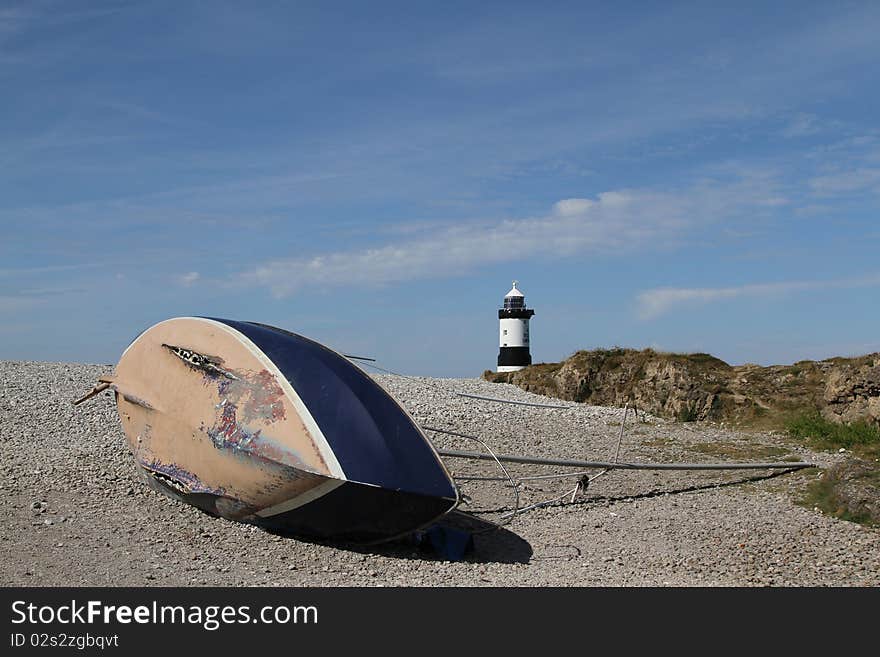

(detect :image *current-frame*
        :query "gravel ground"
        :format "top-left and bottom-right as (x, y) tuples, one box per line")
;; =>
(1, 360), (877, 587)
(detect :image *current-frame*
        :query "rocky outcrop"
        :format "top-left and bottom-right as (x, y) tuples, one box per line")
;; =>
(484, 349), (880, 427)
(822, 358), (880, 427)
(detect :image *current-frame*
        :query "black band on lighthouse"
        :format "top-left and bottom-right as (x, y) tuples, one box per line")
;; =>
(498, 346), (532, 367)
(498, 308), (535, 319)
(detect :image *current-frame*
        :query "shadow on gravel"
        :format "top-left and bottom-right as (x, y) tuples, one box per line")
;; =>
(542, 466), (818, 511)
(264, 511), (534, 564)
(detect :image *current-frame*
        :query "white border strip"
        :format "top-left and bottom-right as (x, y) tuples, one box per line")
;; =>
(255, 478), (344, 518)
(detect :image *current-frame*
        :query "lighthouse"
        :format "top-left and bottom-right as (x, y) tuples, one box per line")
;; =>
(497, 280), (535, 372)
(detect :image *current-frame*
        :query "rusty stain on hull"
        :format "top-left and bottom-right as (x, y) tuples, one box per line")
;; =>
(209, 400), (257, 450)
(172, 344), (309, 469)
(119, 391), (156, 410)
(140, 459), (227, 496)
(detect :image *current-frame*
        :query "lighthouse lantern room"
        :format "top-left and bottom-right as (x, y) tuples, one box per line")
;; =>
(497, 280), (535, 372)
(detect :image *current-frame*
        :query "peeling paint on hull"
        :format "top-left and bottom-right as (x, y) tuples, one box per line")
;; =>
(104, 317), (458, 543)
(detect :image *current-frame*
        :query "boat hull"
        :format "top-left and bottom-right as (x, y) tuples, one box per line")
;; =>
(110, 316), (458, 544)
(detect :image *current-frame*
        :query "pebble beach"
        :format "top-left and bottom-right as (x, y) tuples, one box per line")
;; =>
(1, 360), (877, 587)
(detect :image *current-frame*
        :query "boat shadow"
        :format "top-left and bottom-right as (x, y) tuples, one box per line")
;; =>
(543, 466), (814, 509)
(263, 511), (533, 564)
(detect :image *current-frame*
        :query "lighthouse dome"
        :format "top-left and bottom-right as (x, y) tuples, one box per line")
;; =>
(503, 280), (526, 310)
(505, 281), (524, 298)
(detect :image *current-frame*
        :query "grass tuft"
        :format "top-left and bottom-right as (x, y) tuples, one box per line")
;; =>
(787, 412), (880, 528)
(689, 442), (792, 460)
(785, 411), (880, 454)
(677, 402), (700, 423)
(799, 465), (880, 528)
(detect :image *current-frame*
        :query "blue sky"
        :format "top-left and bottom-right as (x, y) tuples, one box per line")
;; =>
(2, 1), (879, 376)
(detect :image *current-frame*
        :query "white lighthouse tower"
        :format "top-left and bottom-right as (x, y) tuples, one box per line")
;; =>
(497, 280), (535, 372)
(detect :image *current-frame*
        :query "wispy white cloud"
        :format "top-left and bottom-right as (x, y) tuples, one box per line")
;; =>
(0, 263), (104, 277)
(0, 296), (41, 313)
(809, 167), (880, 195)
(233, 178), (785, 298)
(0, 6), (34, 40)
(0, 286), (84, 312)
(235, 191), (679, 296)
(780, 113), (821, 138)
(637, 274), (880, 319)
(177, 271), (200, 287)
(95, 99), (189, 128)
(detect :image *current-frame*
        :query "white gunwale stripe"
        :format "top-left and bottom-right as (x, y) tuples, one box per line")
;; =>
(255, 478), (344, 518)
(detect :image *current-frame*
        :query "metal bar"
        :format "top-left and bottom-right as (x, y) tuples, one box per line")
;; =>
(455, 393), (570, 409)
(72, 381), (112, 406)
(343, 354), (377, 362)
(455, 470), (594, 482)
(501, 488), (578, 519)
(613, 403), (628, 463)
(434, 448), (814, 471)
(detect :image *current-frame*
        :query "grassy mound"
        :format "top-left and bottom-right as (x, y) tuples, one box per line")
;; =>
(785, 412), (880, 527)
(785, 412), (880, 456)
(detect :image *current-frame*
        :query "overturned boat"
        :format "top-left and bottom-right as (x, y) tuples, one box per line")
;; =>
(75, 317), (459, 544)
